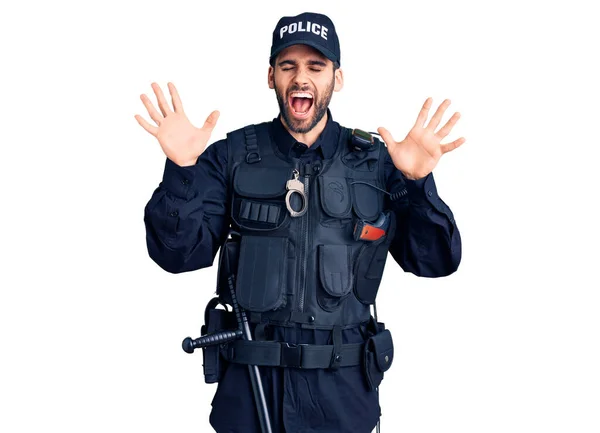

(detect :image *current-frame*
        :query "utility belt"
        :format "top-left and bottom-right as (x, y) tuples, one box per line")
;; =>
(199, 297), (394, 392)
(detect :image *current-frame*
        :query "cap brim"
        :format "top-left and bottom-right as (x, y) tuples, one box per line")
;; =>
(270, 40), (338, 65)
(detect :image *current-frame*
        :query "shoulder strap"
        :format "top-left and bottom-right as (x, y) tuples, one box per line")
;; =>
(227, 122), (274, 165)
(243, 125), (261, 164)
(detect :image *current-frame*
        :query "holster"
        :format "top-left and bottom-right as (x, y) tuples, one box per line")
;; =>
(202, 235), (241, 383)
(201, 298), (237, 383)
(363, 320), (394, 391)
(216, 234), (240, 307)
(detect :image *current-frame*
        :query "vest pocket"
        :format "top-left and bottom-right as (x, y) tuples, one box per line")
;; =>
(235, 236), (288, 312)
(350, 180), (384, 221)
(318, 176), (352, 218)
(232, 165), (291, 231)
(317, 244), (353, 311)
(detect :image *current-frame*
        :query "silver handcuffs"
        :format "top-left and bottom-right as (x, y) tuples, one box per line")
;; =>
(285, 169), (308, 217)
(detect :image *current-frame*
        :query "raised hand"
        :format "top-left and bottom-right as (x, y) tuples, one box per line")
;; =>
(135, 82), (220, 167)
(377, 97), (465, 180)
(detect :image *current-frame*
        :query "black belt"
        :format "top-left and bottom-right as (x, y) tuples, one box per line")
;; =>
(223, 340), (364, 369)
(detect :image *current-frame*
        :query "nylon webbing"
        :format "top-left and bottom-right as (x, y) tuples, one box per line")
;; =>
(244, 125), (261, 164)
(224, 340), (363, 369)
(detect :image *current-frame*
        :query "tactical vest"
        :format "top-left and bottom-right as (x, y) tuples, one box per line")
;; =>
(218, 121), (398, 329)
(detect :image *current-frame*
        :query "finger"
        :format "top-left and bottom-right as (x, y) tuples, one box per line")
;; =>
(436, 112), (461, 139)
(377, 127), (396, 150)
(202, 110), (220, 132)
(427, 99), (451, 131)
(134, 114), (158, 136)
(414, 97), (433, 128)
(441, 137), (466, 154)
(168, 82), (184, 113)
(152, 82), (173, 117)
(140, 93), (163, 125)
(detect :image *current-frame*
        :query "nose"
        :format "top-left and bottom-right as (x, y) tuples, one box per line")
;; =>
(292, 66), (310, 87)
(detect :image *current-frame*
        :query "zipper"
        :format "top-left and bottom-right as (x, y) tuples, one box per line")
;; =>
(296, 161), (312, 313)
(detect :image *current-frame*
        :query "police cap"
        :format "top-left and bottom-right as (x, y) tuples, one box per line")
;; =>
(270, 12), (341, 66)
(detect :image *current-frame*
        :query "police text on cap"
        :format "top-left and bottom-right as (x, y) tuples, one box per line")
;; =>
(280, 21), (328, 40)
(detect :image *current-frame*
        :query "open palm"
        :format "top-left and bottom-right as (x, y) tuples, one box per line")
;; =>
(378, 98), (465, 180)
(135, 82), (219, 167)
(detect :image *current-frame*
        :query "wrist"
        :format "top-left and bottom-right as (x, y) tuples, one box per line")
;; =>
(400, 170), (426, 181)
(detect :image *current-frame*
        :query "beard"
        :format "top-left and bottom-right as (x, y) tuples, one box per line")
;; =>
(275, 76), (335, 134)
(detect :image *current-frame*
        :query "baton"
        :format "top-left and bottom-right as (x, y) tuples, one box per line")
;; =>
(181, 256), (273, 433)
(227, 274), (273, 433)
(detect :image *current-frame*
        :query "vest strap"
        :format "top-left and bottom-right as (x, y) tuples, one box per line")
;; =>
(244, 125), (261, 164)
(329, 326), (343, 370)
(223, 340), (363, 369)
(248, 310), (316, 325)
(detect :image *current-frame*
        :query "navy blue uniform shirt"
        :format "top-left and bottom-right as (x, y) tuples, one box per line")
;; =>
(144, 111), (461, 432)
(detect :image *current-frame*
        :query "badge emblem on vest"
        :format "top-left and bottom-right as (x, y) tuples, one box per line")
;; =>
(328, 181), (345, 202)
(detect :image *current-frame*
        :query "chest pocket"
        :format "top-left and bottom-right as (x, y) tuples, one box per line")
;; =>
(318, 175), (385, 226)
(318, 176), (353, 223)
(350, 179), (385, 222)
(231, 164), (291, 231)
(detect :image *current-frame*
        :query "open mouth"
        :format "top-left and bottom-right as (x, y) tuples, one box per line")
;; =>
(288, 92), (314, 119)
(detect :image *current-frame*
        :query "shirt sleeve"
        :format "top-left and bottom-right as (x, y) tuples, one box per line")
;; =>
(384, 151), (462, 277)
(143, 139), (230, 273)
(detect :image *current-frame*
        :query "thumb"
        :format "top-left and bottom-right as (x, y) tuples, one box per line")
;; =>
(377, 127), (396, 151)
(202, 110), (220, 131)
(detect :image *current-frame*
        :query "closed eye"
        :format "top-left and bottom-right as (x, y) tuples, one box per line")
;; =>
(278, 59), (327, 73)
(281, 67), (323, 72)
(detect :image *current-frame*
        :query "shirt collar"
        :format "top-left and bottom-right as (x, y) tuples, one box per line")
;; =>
(271, 109), (339, 159)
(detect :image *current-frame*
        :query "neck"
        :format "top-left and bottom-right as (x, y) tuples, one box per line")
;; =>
(280, 111), (328, 146)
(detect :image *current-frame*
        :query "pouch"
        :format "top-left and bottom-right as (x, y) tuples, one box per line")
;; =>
(235, 236), (288, 312)
(231, 165), (291, 231)
(317, 244), (353, 311)
(363, 328), (394, 391)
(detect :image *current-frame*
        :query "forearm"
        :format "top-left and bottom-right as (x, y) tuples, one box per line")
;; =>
(387, 171), (461, 277)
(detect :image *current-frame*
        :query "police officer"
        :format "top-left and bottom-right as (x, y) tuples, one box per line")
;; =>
(137, 12), (464, 433)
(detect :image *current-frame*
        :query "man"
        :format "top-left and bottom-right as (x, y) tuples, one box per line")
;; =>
(137, 11), (464, 433)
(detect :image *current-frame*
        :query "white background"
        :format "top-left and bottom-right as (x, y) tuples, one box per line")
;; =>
(1, 0), (599, 432)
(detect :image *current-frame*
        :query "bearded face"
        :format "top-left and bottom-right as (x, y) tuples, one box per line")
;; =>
(269, 44), (342, 134)
(274, 72), (335, 133)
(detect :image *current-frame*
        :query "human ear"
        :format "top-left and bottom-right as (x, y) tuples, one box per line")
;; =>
(334, 68), (344, 92)
(268, 66), (275, 89)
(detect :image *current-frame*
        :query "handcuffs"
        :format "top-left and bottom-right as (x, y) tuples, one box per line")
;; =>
(285, 169), (308, 217)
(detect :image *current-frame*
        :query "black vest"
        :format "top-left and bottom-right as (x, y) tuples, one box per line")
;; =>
(220, 122), (397, 329)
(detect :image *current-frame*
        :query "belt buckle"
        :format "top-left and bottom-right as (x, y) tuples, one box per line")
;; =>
(281, 343), (306, 368)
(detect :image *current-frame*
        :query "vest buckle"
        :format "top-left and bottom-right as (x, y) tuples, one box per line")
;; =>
(245, 151), (261, 164)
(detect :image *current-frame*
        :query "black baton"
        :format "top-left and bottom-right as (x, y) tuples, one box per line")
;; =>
(182, 236), (273, 433)
(227, 274), (273, 433)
